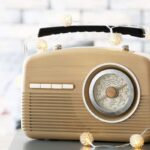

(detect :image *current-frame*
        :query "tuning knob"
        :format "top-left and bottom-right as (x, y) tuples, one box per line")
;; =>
(53, 44), (62, 50)
(122, 45), (129, 52)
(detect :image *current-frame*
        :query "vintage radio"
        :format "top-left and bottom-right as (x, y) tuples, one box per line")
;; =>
(22, 26), (150, 142)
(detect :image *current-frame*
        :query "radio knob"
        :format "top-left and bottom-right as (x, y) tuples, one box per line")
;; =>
(122, 45), (129, 52)
(53, 44), (62, 50)
(106, 86), (118, 98)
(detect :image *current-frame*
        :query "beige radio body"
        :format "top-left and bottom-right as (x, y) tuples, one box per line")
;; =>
(22, 47), (150, 142)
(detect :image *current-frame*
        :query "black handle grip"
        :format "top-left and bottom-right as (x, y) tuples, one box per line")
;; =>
(38, 25), (145, 38)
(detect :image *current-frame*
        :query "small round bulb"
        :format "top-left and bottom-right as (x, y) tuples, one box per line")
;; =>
(145, 28), (150, 40)
(37, 39), (48, 52)
(109, 33), (122, 45)
(130, 134), (144, 149)
(80, 146), (91, 150)
(80, 132), (94, 146)
(63, 15), (72, 27)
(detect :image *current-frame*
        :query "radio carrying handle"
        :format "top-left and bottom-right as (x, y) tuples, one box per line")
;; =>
(38, 25), (145, 38)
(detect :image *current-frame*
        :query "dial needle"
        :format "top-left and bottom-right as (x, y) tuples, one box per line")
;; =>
(118, 84), (127, 90)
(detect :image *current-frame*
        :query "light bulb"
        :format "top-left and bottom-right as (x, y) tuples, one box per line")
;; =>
(130, 134), (144, 149)
(109, 33), (122, 45)
(37, 39), (48, 52)
(80, 146), (91, 150)
(63, 15), (72, 27)
(144, 28), (150, 40)
(80, 132), (94, 146)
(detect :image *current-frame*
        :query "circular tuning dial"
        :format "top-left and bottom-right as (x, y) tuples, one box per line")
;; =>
(89, 69), (134, 116)
(83, 63), (140, 123)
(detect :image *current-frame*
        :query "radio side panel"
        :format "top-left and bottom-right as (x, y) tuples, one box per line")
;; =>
(22, 48), (150, 142)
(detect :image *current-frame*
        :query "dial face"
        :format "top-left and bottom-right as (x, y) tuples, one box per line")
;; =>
(89, 69), (134, 116)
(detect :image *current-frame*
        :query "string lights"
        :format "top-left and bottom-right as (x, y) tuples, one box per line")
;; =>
(23, 36), (49, 55)
(106, 26), (123, 45)
(25, 15), (150, 55)
(130, 134), (144, 149)
(80, 128), (150, 149)
(109, 32), (122, 45)
(37, 38), (48, 52)
(144, 27), (150, 40)
(80, 132), (94, 147)
(62, 15), (72, 27)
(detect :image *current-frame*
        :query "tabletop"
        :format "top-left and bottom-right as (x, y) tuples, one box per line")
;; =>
(9, 130), (150, 150)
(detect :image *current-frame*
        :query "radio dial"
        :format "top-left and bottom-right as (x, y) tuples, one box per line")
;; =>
(83, 63), (140, 123)
(89, 69), (134, 116)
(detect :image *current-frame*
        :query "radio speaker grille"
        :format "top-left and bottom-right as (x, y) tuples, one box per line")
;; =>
(22, 92), (150, 134)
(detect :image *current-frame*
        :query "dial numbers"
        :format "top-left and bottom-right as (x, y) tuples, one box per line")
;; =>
(89, 69), (134, 116)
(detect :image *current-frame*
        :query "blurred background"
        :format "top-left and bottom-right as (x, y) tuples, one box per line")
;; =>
(0, 0), (150, 149)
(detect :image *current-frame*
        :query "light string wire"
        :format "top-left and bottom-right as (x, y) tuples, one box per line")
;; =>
(23, 35), (39, 56)
(89, 128), (150, 149)
(106, 25), (117, 34)
(106, 25), (149, 38)
(23, 38), (28, 56)
(140, 128), (150, 136)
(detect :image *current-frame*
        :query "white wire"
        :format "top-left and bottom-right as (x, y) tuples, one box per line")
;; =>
(23, 38), (28, 56)
(23, 35), (39, 56)
(91, 142), (130, 149)
(106, 25), (145, 37)
(141, 128), (150, 136)
(90, 127), (150, 149)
